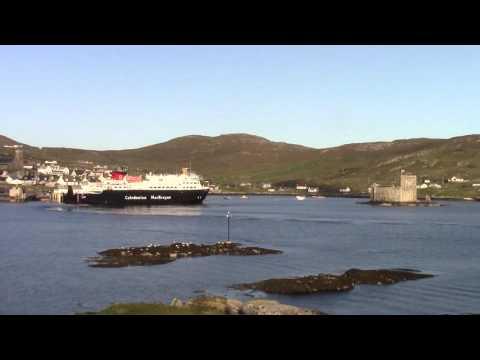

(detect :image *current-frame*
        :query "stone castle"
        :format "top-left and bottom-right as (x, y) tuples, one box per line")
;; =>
(11, 148), (24, 170)
(370, 170), (417, 203)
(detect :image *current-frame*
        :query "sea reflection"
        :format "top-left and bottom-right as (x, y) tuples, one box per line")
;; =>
(54, 204), (205, 217)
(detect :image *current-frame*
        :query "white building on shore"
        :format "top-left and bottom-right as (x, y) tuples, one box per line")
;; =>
(449, 176), (467, 183)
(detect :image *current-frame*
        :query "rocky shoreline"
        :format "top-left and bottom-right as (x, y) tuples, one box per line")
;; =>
(87, 241), (283, 268)
(232, 268), (434, 295)
(81, 295), (323, 315)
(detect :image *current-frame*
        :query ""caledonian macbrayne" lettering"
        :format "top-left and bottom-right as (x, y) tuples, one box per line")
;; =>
(124, 195), (172, 200)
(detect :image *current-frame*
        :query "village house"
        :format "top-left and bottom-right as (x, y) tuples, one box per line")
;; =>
(6, 176), (24, 185)
(37, 165), (52, 175)
(38, 163), (70, 177)
(296, 184), (307, 190)
(339, 186), (351, 193)
(53, 166), (70, 176)
(307, 187), (319, 193)
(449, 176), (467, 183)
(209, 184), (220, 192)
(261, 183), (271, 189)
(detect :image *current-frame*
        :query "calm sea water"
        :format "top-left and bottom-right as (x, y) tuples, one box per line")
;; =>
(1, 196), (479, 315)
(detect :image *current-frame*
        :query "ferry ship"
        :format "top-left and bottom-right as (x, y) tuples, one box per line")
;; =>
(63, 168), (209, 206)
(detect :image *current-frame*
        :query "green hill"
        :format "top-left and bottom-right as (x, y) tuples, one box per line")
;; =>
(0, 134), (22, 147)
(3, 133), (480, 193)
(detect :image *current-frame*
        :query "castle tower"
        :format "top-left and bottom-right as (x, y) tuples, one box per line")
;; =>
(12, 148), (24, 170)
(7, 147), (25, 177)
(399, 169), (417, 202)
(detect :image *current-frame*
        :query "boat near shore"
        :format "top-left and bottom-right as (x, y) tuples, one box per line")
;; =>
(62, 167), (209, 206)
(296, 195), (306, 201)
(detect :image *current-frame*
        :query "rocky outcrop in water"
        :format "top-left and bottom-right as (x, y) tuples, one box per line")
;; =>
(83, 295), (324, 315)
(180, 295), (322, 315)
(239, 299), (322, 315)
(87, 241), (282, 268)
(232, 268), (434, 295)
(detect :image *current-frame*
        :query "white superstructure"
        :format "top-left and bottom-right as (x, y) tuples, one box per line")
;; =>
(71, 167), (208, 194)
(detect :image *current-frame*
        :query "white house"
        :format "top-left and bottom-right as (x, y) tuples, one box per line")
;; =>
(267, 188), (276, 192)
(296, 185), (307, 190)
(339, 186), (351, 193)
(209, 185), (220, 192)
(56, 176), (66, 185)
(449, 176), (466, 183)
(262, 183), (272, 189)
(53, 166), (70, 176)
(6, 176), (24, 185)
(38, 165), (52, 175)
(429, 183), (442, 189)
(417, 183), (429, 189)
(307, 187), (319, 193)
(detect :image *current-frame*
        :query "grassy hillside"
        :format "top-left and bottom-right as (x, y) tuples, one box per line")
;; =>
(3, 132), (480, 193)
(0, 135), (22, 147)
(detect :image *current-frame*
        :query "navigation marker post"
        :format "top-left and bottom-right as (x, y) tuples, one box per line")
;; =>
(226, 210), (231, 243)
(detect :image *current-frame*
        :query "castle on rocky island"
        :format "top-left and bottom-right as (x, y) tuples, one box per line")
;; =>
(370, 170), (417, 203)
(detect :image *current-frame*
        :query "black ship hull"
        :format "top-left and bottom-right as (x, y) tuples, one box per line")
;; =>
(64, 188), (209, 206)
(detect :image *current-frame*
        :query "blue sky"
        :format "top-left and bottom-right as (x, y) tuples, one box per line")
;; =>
(1, 45), (479, 150)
